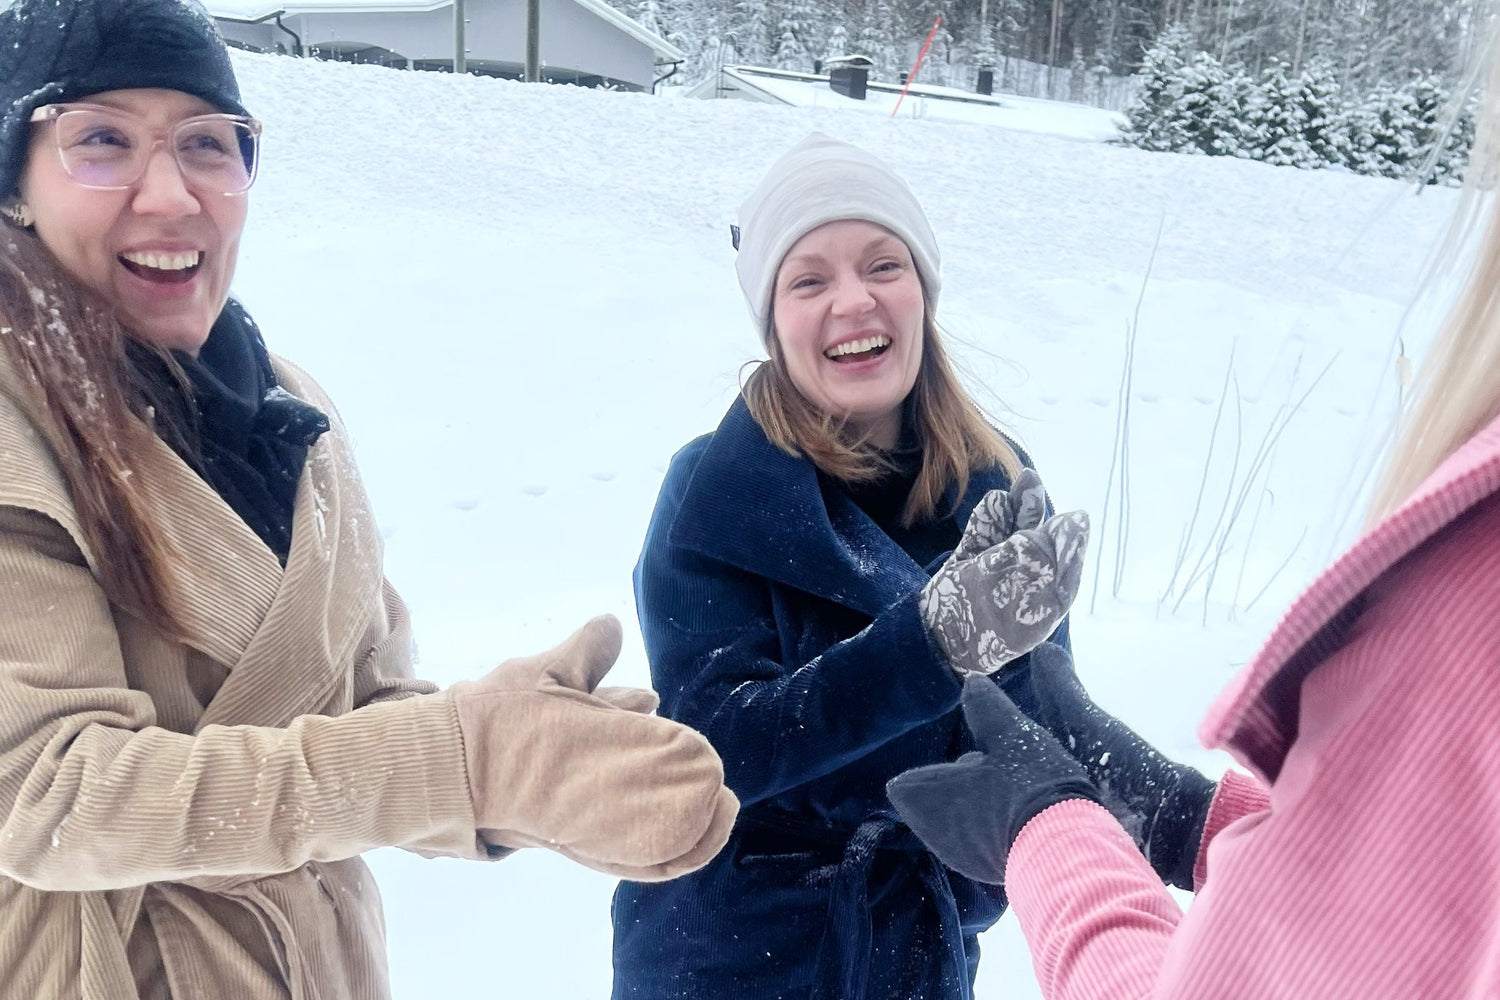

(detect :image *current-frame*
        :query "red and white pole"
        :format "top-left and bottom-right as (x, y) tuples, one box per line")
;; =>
(891, 16), (942, 119)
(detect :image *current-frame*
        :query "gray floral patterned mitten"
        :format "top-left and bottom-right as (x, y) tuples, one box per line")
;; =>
(948, 468), (1050, 564)
(921, 509), (1090, 677)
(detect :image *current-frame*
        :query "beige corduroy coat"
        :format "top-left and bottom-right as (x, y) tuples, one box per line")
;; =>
(0, 348), (483, 1000)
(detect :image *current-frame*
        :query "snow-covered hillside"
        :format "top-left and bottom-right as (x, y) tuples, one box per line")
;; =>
(225, 50), (1459, 998)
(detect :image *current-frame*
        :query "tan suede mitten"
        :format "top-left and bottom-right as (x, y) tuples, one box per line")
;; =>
(450, 615), (737, 880)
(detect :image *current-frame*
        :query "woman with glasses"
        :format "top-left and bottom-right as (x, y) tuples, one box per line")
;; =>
(0, 0), (735, 995)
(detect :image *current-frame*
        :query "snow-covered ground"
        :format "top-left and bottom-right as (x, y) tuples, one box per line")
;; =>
(226, 49), (1461, 997)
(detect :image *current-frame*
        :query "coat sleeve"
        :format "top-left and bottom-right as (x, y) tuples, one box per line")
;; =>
(1004, 612), (1500, 998)
(0, 505), (480, 893)
(999, 771), (1271, 1000)
(1192, 769), (1269, 889)
(636, 453), (964, 808)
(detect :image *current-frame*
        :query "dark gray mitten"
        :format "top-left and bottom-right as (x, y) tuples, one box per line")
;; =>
(1028, 643), (1216, 891)
(886, 676), (1098, 884)
(921, 510), (1089, 676)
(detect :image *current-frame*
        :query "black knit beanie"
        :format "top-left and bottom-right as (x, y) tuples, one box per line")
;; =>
(0, 0), (248, 199)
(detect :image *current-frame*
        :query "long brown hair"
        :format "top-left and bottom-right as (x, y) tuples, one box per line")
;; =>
(743, 305), (1023, 527)
(0, 222), (187, 636)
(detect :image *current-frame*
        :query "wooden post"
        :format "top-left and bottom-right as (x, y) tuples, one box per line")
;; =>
(454, 0), (466, 74)
(525, 0), (541, 81)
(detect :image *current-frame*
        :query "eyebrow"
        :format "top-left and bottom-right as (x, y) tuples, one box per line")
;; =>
(78, 95), (218, 121)
(782, 236), (907, 271)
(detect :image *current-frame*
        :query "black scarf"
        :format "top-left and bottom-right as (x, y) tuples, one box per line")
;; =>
(127, 301), (330, 565)
(839, 432), (959, 572)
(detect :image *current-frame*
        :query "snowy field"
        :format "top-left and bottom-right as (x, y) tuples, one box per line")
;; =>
(225, 50), (1461, 998)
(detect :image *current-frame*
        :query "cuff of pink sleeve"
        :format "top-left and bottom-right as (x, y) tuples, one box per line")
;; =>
(1193, 769), (1271, 890)
(1007, 797), (1146, 892)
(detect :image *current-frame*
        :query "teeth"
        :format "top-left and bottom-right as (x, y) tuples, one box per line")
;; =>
(121, 250), (202, 271)
(825, 335), (892, 359)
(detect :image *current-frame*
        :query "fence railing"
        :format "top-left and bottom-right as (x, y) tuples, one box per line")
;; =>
(926, 54), (1140, 111)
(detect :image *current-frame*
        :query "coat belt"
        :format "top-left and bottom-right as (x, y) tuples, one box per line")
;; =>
(743, 811), (971, 1000)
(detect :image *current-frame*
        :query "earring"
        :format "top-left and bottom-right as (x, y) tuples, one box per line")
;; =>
(1, 201), (33, 228)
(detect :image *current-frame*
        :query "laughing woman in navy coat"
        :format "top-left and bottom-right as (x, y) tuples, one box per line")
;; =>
(610, 134), (1097, 1000)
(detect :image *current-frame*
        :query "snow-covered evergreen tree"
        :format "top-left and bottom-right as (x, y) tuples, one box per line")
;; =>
(1245, 63), (1316, 167)
(1433, 95), (1477, 185)
(825, 23), (849, 60)
(1122, 25), (1192, 152)
(1342, 80), (1421, 178)
(636, 0), (663, 36)
(994, 0), (1024, 78)
(923, 4), (955, 86)
(730, 0), (771, 66)
(1290, 60), (1347, 167)
(854, 0), (897, 78)
(774, 23), (810, 70)
(1175, 52), (1255, 156)
(1406, 72), (1473, 184)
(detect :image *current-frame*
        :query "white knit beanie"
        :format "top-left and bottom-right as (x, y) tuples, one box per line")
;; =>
(735, 132), (942, 348)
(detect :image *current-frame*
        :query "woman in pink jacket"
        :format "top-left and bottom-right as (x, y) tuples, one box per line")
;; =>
(887, 53), (1500, 1000)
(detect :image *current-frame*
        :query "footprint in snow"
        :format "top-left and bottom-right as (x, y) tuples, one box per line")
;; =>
(521, 484), (549, 497)
(590, 471), (616, 482)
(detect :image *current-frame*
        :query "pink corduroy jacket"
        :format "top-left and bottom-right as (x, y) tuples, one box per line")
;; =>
(1005, 410), (1500, 1000)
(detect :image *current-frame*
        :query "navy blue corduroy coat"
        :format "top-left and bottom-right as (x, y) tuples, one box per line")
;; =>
(611, 398), (1070, 1000)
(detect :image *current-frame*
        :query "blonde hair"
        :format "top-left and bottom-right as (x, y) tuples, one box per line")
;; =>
(1367, 38), (1500, 523)
(743, 308), (1023, 527)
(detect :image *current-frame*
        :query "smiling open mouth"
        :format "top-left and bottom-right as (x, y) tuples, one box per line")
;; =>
(825, 335), (892, 363)
(119, 250), (203, 285)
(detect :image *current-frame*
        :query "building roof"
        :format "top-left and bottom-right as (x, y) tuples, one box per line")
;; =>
(688, 66), (1127, 143)
(207, 0), (684, 61)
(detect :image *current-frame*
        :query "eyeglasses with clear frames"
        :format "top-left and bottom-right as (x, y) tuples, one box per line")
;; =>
(28, 103), (263, 195)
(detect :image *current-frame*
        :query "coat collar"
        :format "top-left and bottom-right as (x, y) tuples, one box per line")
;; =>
(192, 357), (383, 729)
(669, 398), (998, 617)
(1202, 411), (1500, 782)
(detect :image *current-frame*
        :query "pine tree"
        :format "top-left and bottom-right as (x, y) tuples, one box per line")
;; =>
(923, 4), (954, 86)
(994, 0), (1024, 77)
(636, 0), (663, 37)
(1122, 25), (1192, 152)
(1245, 63), (1316, 167)
(1432, 95), (1477, 185)
(1290, 59), (1347, 167)
(1174, 52), (1255, 157)
(1407, 72), (1471, 184)
(730, 0), (771, 65)
(1343, 81), (1420, 178)
(854, 0), (897, 78)
(825, 23), (849, 60)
